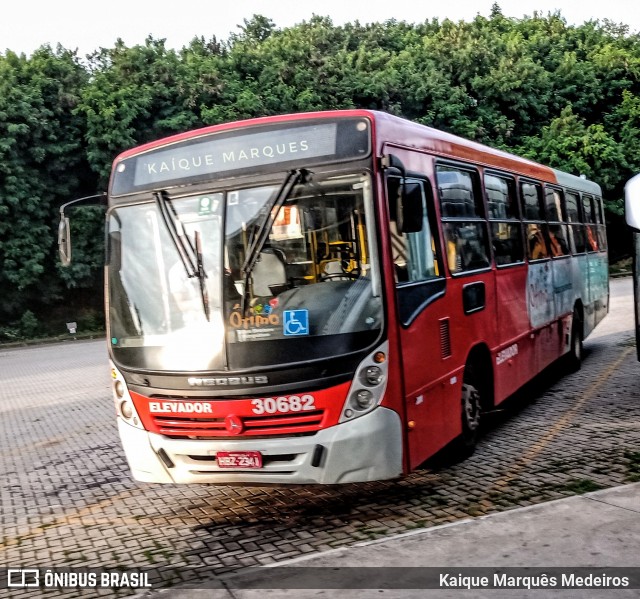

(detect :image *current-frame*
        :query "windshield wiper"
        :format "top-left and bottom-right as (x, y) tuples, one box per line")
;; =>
(240, 168), (309, 314)
(155, 191), (197, 276)
(154, 191), (210, 320)
(194, 230), (210, 321)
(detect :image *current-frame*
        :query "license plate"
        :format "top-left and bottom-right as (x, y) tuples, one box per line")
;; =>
(216, 451), (263, 469)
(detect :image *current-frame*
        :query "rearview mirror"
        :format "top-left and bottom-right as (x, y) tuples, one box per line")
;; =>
(56, 193), (107, 266)
(398, 181), (424, 234)
(58, 216), (72, 266)
(382, 154), (424, 234)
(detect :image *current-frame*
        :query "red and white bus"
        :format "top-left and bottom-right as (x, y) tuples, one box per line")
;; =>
(61, 110), (609, 484)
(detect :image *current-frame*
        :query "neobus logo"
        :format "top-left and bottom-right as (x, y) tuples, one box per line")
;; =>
(187, 375), (269, 387)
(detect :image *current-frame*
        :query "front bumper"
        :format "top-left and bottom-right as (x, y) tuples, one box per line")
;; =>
(118, 406), (403, 484)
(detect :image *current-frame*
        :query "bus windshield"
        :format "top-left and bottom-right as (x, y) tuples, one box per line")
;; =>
(107, 172), (382, 371)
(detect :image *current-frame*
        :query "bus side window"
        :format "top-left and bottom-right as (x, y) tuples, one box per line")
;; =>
(565, 191), (586, 253)
(521, 181), (550, 261)
(594, 197), (607, 250)
(437, 165), (490, 274)
(583, 195), (599, 252)
(486, 173), (523, 266)
(527, 223), (549, 260)
(545, 187), (570, 258)
(388, 177), (441, 284)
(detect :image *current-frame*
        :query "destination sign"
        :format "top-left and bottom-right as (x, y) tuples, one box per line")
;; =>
(134, 124), (335, 186)
(110, 118), (370, 196)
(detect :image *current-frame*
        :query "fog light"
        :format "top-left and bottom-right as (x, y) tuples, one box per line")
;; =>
(120, 400), (133, 419)
(351, 389), (374, 411)
(362, 365), (384, 386)
(114, 380), (125, 398)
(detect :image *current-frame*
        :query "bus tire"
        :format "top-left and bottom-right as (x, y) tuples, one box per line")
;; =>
(458, 362), (483, 456)
(566, 310), (583, 372)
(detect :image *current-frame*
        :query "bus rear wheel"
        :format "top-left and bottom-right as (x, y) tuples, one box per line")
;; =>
(566, 310), (583, 372)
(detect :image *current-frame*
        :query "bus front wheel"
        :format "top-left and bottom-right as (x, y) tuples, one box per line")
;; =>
(459, 365), (482, 454)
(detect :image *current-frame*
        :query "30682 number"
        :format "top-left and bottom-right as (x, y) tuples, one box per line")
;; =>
(251, 395), (316, 415)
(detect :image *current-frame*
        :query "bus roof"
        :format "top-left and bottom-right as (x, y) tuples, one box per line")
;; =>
(113, 109), (601, 196)
(369, 110), (601, 196)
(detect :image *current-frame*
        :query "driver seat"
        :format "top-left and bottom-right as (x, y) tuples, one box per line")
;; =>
(322, 260), (348, 280)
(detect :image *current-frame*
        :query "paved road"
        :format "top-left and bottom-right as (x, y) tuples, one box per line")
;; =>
(0, 278), (638, 596)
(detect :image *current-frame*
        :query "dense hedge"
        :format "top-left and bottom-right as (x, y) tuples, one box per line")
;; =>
(1, 9), (639, 338)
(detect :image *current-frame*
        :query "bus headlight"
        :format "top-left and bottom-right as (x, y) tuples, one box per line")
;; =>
(120, 400), (134, 419)
(351, 389), (374, 411)
(340, 342), (389, 423)
(361, 365), (384, 386)
(110, 360), (144, 430)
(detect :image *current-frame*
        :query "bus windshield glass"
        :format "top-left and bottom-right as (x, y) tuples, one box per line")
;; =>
(107, 172), (382, 371)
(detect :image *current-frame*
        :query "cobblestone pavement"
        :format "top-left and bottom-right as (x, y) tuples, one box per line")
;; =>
(1, 279), (639, 597)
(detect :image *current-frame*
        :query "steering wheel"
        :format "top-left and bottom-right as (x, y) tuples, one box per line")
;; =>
(321, 270), (360, 281)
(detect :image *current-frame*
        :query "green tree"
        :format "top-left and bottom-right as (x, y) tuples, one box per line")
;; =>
(607, 91), (640, 176)
(0, 46), (90, 327)
(79, 37), (199, 186)
(3, 8), (640, 341)
(519, 105), (627, 213)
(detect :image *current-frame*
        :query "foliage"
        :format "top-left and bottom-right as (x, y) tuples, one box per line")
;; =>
(0, 309), (39, 341)
(79, 37), (200, 186)
(0, 45), (92, 323)
(1, 10), (640, 331)
(518, 105), (628, 214)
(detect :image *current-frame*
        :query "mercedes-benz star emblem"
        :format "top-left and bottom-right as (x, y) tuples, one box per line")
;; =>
(224, 414), (244, 435)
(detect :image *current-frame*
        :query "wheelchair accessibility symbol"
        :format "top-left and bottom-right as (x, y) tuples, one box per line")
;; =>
(283, 310), (309, 336)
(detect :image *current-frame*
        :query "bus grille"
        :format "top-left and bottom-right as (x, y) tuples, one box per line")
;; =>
(151, 410), (325, 439)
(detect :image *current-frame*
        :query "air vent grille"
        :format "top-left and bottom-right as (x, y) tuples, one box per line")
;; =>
(439, 318), (452, 359)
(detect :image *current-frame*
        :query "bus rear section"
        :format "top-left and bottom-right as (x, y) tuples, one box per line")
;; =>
(372, 113), (608, 473)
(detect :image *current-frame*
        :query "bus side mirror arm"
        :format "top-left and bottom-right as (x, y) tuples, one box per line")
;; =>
(380, 153), (406, 176)
(57, 193), (107, 267)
